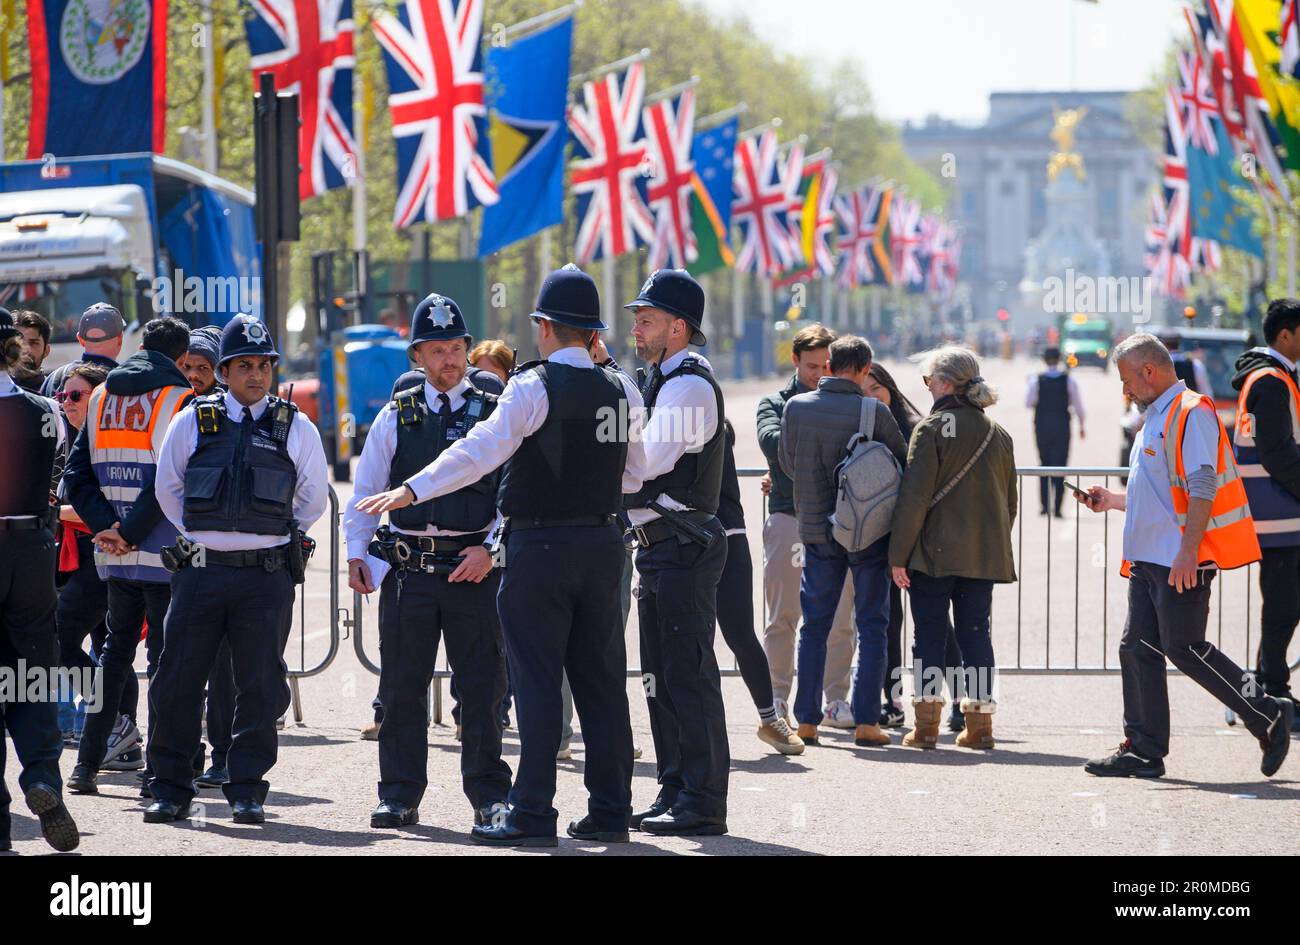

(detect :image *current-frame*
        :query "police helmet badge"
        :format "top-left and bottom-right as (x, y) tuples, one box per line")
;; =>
(640, 272), (656, 296)
(242, 319), (270, 346)
(430, 298), (455, 329)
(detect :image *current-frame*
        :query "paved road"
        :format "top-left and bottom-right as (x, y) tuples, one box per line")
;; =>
(7, 354), (1297, 855)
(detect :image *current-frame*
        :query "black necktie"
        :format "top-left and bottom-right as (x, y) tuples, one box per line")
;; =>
(437, 392), (452, 419)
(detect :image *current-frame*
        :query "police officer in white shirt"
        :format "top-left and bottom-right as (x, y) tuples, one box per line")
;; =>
(622, 269), (731, 837)
(344, 292), (511, 831)
(144, 314), (328, 825)
(357, 265), (650, 847)
(0, 306), (79, 852)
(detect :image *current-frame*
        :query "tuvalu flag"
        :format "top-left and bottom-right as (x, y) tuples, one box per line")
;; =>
(478, 14), (573, 256)
(26, 0), (168, 159)
(685, 117), (737, 276)
(1188, 120), (1264, 257)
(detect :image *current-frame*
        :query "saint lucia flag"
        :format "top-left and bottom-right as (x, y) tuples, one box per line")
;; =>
(26, 0), (168, 158)
(477, 16), (573, 257)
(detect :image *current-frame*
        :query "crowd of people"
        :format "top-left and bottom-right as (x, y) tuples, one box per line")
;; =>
(1, 280), (1299, 853)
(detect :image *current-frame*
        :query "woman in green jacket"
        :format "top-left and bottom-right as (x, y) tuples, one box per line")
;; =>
(888, 347), (1017, 750)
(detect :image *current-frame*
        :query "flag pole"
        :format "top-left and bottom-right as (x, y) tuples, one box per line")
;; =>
(501, 1), (582, 43)
(570, 48), (651, 87)
(696, 102), (748, 131)
(201, 0), (217, 174)
(644, 75), (699, 105)
(740, 118), (782, 139)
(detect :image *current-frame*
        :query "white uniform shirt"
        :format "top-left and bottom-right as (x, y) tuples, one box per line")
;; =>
(405, 345), (650, 507)
(155, 390), (329, 551)
(344, 377), (502, 562)
(1, 369), (64, 520)
(1025, 368), (1087, 425)
(625, 349), (720, 526)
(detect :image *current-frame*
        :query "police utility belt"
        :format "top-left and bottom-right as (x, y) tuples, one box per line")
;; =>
(161, 531), (315, 584)
(627, 502), (718, 549)
(369, 525), (489, 575)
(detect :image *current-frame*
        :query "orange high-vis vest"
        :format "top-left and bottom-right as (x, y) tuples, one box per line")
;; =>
(1120, 388), (1260, 577)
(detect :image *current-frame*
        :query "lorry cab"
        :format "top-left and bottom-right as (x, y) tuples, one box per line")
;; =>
(1062, 315), (1114, 371)
(1166, 326), (1253, 432)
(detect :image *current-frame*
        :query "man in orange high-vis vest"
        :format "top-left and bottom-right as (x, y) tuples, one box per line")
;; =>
(1077, 333), (1292, 780)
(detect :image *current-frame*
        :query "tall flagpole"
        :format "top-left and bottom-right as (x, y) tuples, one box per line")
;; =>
(201, 0), (217, 173)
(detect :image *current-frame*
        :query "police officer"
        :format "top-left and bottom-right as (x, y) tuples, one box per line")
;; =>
(344, 293), (512, 828)
(0, 306), (79, 852)
(1026, 346), (1086, 517)
(623, 268), (731, 836)
(357, 265), (649, 847)
(144, 314), (329, 824)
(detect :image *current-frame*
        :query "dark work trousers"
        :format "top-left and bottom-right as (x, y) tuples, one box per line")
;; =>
(715, 533), (775, 713)
(0, 529), (63, 841)
(907, 572), (996, 703)
(376, 565), (510, 810)
(77, 578), (169, 771)
(1036, 430), (1070, 515)
(882, 582), (965, 706)
(497, 523), (633, 836)
(205, 640), (234, 770)
(635, 520), (730, 820)
(795, 538), (891, 727)
(147, 561), (295, 807)
(1256, 545), (1300, 699)
(1121, 562), (1281, 758)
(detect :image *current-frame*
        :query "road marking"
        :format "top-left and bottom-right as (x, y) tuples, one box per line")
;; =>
(1079, 729), (1106, 735)
(1071, 791), (1099, 797)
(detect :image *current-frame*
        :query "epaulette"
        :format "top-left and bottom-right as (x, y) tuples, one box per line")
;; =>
(510, 359), (545, 378)
(392, 385), (427, 426)
(194, 392), (225, 435)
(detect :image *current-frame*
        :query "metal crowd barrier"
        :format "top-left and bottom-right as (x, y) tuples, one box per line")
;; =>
(347, 466), (1294, 721)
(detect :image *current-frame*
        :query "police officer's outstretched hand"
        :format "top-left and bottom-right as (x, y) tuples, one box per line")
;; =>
(347, 558), (376, 594)
(448, 545), (492, 584)
(357, 485), (415, 515)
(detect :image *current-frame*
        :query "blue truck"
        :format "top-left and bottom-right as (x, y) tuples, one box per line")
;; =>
(0, 153), (260, 353)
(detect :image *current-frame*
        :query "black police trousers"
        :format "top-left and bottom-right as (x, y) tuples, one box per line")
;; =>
(147, 561), (294, 806)
(376, 565), (510, 810)
(635, 519), (730, 820)
(0, 529), (63, 840)
(77, 578), (169, 770)
(497, 524), (634, 836)
(1035, 426), (1070, 515)
(1121, 562), (1282, 758)
(205, 640), (234, 770)
(1256, 545), (1300, 699)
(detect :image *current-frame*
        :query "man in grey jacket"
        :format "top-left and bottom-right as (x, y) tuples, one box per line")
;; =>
(779, 336), (907, 747)
(756, 324), (858, 728)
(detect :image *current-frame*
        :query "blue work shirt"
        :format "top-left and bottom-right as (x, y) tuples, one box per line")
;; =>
(1124, 380), (1220, 568)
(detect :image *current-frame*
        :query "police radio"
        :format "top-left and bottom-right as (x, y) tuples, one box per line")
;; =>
(273, 384), (294, 442)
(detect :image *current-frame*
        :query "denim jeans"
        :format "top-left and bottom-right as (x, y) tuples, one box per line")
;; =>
(907, 572), (996, 703)
(793, 537), (890, 726)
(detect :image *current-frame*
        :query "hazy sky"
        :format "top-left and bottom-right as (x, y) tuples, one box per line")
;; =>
(694, 0), (1186, 124)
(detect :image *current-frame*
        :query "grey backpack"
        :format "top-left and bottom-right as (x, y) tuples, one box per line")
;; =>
(829, 398), (902, 551)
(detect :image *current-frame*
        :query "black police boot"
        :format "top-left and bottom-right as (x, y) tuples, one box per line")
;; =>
(470, 822), (558, 847)
(26, 784), (79, 852)
(0, 836), (9, 852)
(639, 809), (728, 837)
(231, 798), (265, 824)
(630, 797), (672, 830)
(566, 815), (629, 843)
(370, 800), (419, 828)
(1261, 697), (1294, 777)
(66, 763), (98, 795)
(143, 799), (191, 823)
(194, 766), (229, 789)
(1083, 740), (1165, 778)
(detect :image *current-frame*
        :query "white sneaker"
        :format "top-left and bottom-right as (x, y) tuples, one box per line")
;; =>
(102, 715), (141, 765)
(822, 700), (856, 729)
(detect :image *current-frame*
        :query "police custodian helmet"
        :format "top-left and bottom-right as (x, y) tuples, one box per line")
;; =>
(625, 268), (706, 346)
(530, 264), (607, 331)
(0, 306), (17, 340)
(408, 292), (470, 349)
(219, 313), (280, 366)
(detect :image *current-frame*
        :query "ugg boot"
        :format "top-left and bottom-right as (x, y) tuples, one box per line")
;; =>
(854, 724), (892, 747)
(955, 698), (996, 749)
(901, 700), (943, 749)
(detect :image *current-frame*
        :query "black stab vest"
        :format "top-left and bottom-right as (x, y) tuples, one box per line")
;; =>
(0, 390), (57, 517)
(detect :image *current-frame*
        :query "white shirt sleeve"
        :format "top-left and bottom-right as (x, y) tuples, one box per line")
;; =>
(637, 373), (719, 482)
(616, 371), (650, 493)
(405, 369), (546, 503)
(289, 412), (329, 532)
(1067, 375), (1087, 425)
(155, 405), (199, 530)
(1025, 374), (1039, 408)
(344, 405), (397, 561)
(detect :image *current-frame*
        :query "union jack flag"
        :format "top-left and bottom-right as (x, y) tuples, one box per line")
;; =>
(1177, 50), (1219, 152)
(642, 88), (697, 270)
(732, 130), (799, 277)
(890, 195), (925, 291)
(1146, 192), (1192, 299)
(568, 63), (654, 263)
(247, 0), (357, 200)
(1284, 0), (1300, 79)
(373, 0), (497, 228)
(834, 184), (889, 288)
(923, 218), (959, 298)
